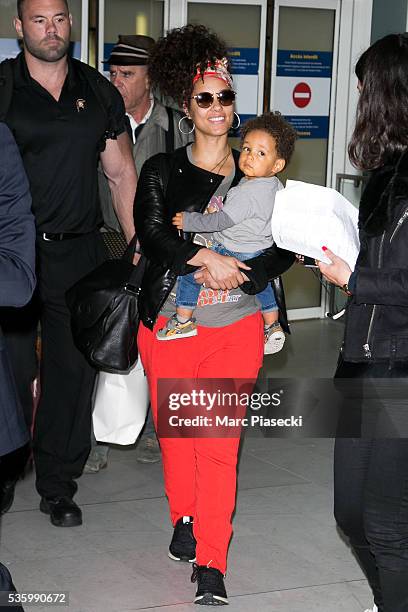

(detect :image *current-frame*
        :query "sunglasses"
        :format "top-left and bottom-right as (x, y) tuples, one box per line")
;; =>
(191, 89), (236, 108)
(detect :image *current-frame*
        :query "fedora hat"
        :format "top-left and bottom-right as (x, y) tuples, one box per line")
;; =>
(104, 34), (155, 66)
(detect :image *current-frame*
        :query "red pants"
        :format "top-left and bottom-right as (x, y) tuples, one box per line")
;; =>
(138, 312), (263, 574)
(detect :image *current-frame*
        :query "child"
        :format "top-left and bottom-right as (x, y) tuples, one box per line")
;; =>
(157, 111), (297, 354)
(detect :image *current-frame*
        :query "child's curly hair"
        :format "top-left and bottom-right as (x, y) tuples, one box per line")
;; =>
(148, 24), (229, 106)
(241, 112), (297, 165)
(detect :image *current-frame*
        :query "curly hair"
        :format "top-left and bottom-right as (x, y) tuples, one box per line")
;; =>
(148, 24), (229, 106)
(348, 33), (408, 170)
(241, 112), (297, 165)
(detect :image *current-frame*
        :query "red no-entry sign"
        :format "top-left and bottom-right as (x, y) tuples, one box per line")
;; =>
(292, 82), (312, 108)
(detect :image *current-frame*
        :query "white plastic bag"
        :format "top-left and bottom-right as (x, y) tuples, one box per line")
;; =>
(93, 359), (149, 445)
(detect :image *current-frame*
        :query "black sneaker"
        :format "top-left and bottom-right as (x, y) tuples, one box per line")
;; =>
(168, 516), (196, 562)
(191, 563), (228, 606)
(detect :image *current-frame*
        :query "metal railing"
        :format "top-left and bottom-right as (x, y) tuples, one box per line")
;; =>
(335, 172), (369, 193)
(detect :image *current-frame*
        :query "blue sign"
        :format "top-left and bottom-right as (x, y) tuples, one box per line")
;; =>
(103, 43), (115, 70)
(228, 48), (259, 75)
(277, 50), (332, 78)
(284, 116), (329, 139)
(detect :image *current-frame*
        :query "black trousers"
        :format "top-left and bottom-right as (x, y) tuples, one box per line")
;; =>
(1, 232), (107, 499)
(1, 302), (39, 431)
(334, 358), (408, 612)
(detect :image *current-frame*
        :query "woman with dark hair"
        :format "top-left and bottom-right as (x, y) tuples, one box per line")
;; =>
(318, 34), (408, 612)
(135, 24), (294, 606)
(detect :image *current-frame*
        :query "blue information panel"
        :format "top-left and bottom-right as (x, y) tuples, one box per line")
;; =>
(103, 43), (115, 70)
(228, 48), (259, 75)
(284, 116), (329, 139)
(277, 50), (332, 78)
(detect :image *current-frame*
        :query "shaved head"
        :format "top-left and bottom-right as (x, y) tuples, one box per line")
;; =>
(15, 0), (72, 63)
(17, 0), (69, 19)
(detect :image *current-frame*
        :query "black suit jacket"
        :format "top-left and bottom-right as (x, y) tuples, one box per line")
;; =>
(0, 122), (36, 457)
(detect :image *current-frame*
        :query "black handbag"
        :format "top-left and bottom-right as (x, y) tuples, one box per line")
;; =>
(65, 236), (146, 373)
(100, 227), (128, 260)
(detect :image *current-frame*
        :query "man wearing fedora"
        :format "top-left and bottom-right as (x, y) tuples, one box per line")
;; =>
(89, 34), (192, 471)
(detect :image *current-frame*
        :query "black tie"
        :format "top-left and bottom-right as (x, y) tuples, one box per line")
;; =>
(134, 123), (145, 141)
(125, 116), (132, 140)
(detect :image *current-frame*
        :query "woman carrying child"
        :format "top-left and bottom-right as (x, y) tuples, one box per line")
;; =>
(159, 111), (296, 356)
(135, 24), (295, 605)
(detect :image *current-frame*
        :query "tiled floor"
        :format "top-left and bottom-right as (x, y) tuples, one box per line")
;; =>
(0, 319), (373, 611)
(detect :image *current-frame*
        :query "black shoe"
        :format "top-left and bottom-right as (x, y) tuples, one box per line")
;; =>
(0, 480), (17, 514)
(191, 563), (228, 606)
(40, 496), (82, 527)
(168, 516), (196, 562)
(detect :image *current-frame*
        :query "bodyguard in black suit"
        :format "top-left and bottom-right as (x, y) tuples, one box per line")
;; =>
(0, 123), (35, 610)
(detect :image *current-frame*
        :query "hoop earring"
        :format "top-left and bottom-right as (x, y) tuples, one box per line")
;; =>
(178, 116), (195, 135)
(232, 112), (241, 130)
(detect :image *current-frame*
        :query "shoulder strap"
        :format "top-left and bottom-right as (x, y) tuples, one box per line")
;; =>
(0, 59), (14, 122)
(73, 59), (120, 138)
(165, 106), (175, 154)
(73, 59), (123, 154)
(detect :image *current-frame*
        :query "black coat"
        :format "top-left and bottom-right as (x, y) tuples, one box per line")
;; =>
(134, 146), (295, 331)
(0, 123), (36, 457)
(342, 149), (408, 363)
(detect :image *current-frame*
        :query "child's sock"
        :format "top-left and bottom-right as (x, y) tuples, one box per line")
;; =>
(176, 314), (192, 324)
(264, 320), (281, 331)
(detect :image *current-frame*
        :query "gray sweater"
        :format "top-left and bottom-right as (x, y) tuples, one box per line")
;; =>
(182, 175), (283, 252)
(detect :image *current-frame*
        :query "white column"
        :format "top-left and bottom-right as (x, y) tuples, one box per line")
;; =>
(98, 0), (105, 75)
(168, 0), (188, 30)
(330, 0), (373, 186)
(80, 0), (89, 63)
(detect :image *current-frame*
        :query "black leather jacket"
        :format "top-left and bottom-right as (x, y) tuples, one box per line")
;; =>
(134, 146), (295, 331)
(342, 149), (408, 362)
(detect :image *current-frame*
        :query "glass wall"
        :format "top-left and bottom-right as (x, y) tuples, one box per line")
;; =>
(103, 0), (164, 73)
(275, 7), (335, 186)
(271, 4), (336, 313)
(187, 2), (263, 144)
(0, 0), (21, 61)
(371, 0), (407, 43)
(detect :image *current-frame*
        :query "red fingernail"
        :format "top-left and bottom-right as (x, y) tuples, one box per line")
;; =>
(322, 246), (327, 251)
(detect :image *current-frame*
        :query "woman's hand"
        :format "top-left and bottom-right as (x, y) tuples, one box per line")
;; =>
(194, 267), (250, 289)
(172, 212), (184, 230)
(318, 246), (351, 287)
(188, 248), (251, 290)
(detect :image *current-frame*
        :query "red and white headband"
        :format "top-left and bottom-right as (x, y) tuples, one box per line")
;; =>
(192, 57), (233, 88)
